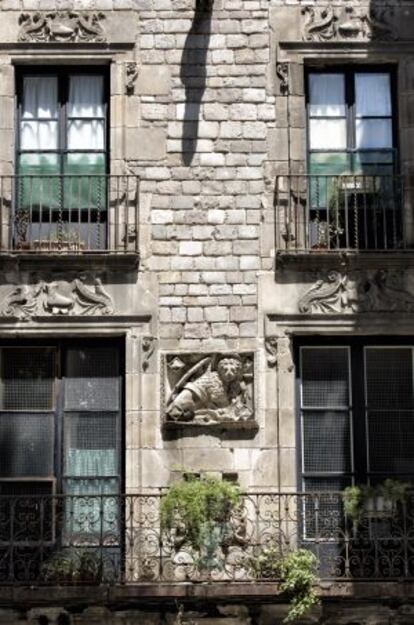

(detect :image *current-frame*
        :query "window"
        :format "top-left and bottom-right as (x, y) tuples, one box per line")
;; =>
(306, 68), (401, 250)
(16, 68), (108, 250)
(307, 68), (396, 176)
(298, 340), (414, 493)
(0, 341), (122, 547)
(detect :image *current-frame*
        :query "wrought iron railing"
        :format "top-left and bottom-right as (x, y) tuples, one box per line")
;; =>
(0, 175), (139, 254)
(275, 175), (405, 252)
(0, 491), (413, 585)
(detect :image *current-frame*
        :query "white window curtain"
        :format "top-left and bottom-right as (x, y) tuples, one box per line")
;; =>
(355, 73), (391, 116)
(67, 75), (104, 151)
(355, 73), (393, 149)
(309, 73), (346, 117)
(21, 76), (58, 150)
(309, 73), (347, 150)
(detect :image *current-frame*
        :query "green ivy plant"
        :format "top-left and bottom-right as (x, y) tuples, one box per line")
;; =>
(160, 475), (240, 556)
(248, 547), (319, 622)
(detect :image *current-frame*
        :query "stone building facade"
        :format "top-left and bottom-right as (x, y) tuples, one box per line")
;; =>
(0, 0), (412, 623)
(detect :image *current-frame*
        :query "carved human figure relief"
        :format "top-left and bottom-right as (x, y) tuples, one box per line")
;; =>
(164, 353), (254, 425)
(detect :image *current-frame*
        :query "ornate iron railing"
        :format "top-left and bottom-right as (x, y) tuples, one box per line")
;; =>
(275, 174), (405, 252)
(0, 175), (139, 254)
(0, 491), (413, 585)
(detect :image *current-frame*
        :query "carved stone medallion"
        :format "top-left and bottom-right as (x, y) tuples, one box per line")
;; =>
(1, 273), (114, 320)
(163, 353), (255, 428)
(302, 5), (396, 42)
(18, 12), (106, 43)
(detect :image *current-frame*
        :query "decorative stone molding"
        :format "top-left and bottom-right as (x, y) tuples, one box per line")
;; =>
(302, 5), (396, 42)
(163, 353), (256, 428)
(298, 269), (414, 315)
(18, 12), (106, 43)
(142, 336), (155, 372)
(1, 273), (114, 320)
(125, 62), (139, 95)
(276, 62), (289, 96)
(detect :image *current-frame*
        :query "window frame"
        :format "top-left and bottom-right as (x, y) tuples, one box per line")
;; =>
(0, 338), (124, 499)
(305, 65), (399, 172)
(295, 336), (414, 492)
(16, 66), (110, 177)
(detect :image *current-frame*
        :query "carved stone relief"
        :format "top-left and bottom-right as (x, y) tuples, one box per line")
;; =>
(164, 353), (255, 427)
(142, 336), (156, 372)
(18, 12), (106, 43)
(1, 273), (114, 320)
(265, 337), (278, 368)
(276, 62), (289, 96)
(298, 269), (414, 315)
(302, 5), (396, 42)
(125, 62), (139, 95)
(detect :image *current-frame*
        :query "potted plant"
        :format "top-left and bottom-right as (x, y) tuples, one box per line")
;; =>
(160, 475), (240, 570)
(41, 548), (102, 584)
(342, 480), (411, 524)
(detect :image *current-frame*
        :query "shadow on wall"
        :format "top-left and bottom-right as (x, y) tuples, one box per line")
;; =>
(180, 0), (213, 166)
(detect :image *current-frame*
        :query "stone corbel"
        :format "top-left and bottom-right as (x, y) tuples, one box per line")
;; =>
(276, 62), (289, 96)
(125, 62), (139, 95)
(142, 336), (156, 372)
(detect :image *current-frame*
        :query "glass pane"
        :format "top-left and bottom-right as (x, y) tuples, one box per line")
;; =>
(64, 155), (106, 212)
(22, 76), (58, 119)
(309, 119), (347, 150)
(309, 73), (346, 117)
(64, 413), (118, 476)
(20, 121), (58, 150)
(356, 119), (393, 149)
(68, 75), (105, 118)
(367, 410), (414, 474)
(1, 348), (55, 410)
(309, 152), (350, 176)
(63, 478), (119, 545)
(67, 120), (104, 151)
(355, 73), (391, 117)
(303, 411), (351, 472)
(352, 151), (394, 175)
(65, 347), (119, 411)
(19, 153), (59, 176)
(302, 347), (349, 408)
(0, 414), (53, 477)
(365, 348), (413, 409)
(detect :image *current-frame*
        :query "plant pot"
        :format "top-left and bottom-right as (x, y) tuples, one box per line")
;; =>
(364, 495), (395, 519)
(32, 239), (86, 253)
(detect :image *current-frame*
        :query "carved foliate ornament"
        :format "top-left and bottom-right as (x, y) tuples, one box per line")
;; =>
(164, 352), (255, 427)
(298, 269), (414, 315)
(302, 5), (396, 42)
(1, 273), (114, 320)
(18, 12), (106, 43)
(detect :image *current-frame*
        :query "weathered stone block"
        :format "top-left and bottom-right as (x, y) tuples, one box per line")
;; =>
(126, 128), (166, 160)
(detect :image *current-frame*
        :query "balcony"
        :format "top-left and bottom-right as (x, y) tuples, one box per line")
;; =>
(0, 491), (413, 591)
(275, 175), (407, 259)
(0, 175), (139, 267)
